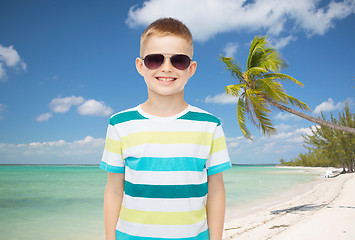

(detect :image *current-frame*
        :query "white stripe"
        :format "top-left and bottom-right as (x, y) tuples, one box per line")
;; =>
(118, 119), (216, 137)
(207, 149), (230, 169)
(117, 219), (208, 238)
(101, 149), (124, 167)
(125, 168), (207, 185)
(189, 106), (210, 114)
(123, 144), (211, 159)
(212, 125), (225, 140)
(106, 124), (121, 140)
(122, 195), (207, 212)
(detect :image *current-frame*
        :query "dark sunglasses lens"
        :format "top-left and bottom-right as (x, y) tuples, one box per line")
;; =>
(171, 55), (191, 70)
(144, 54), (164, 70)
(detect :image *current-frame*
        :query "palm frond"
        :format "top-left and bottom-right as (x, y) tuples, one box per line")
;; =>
(247, 36), (288, 72)
(263, 73), (304, 87)
(219, 55), (244, 83)
(247, 67), (268, 80)
(225, 83), (245, 98)
(220, 35), (313, 138)
(256, 78), (285, 103)
(247, 36), (267, 70)
(245, 90), (275, 135)
(278, 92), (311, 111)
(237, 97), (252, 140)
(259, 48), (288, 72)
(244, 92), (258, 127)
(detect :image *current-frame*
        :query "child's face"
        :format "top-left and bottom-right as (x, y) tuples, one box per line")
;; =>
(136, 35), (197, 99)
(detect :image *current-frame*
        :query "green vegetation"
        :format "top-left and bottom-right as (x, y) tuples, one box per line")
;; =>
(220, 36), (355, 139)
(280, 105), (355, 173)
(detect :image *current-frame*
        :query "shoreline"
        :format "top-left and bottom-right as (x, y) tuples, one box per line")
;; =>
(223, 167), (354, 239)
(225, 166), (327, 219)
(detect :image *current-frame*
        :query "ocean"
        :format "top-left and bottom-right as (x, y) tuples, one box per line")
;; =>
(0, 165), (320, 240)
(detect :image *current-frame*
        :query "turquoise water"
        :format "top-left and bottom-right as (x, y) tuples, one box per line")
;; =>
(224, 165), (319, 207)
(0, 165), (319, 240)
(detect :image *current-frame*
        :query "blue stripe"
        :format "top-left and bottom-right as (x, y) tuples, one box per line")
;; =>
(116, 229), (209, 240)
(124, 181), (208, 198)
(207, 162), (231, 176)
(125, 157), (206, 172)
(99, 161), (125, 173)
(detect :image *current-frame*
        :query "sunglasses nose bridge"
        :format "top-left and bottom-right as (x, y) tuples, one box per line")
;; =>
(160, 56), (174, 71)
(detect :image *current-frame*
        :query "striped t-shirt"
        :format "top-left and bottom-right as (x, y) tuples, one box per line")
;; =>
(100, 105), (231, 240)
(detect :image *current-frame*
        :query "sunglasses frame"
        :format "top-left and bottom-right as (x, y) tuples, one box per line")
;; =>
(142, 53), (192, 70)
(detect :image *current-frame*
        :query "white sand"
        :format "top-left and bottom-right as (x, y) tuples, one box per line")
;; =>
(223, 168), (355, 240)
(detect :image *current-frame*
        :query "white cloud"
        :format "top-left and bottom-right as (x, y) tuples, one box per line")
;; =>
(49, 96), (84, 113)
(226, 136), (245, 149)
(0, 44), (26, 82)
(0, 63), (6, 82)
(0, 136), (105, 164)
(226, 124), (319, 164)
(36, 96), (114, 121)
(223, 42), (239, 58)
(274, 112), (300, 121)
(269, 35), (297, 49)
(126, 0), (355, 42)
(205, 93), (238, 104)
(274, 123), (292, 132)
(0, 103), (7, 120)
(21, 62), (27, 71)
(0, 45), (21, 67)
(77, 99), (113, 116)
(35, 112), (53, 122)
(313, 97), (354, 114)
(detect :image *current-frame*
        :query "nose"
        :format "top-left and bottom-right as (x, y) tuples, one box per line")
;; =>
(160, 57), (173, 72)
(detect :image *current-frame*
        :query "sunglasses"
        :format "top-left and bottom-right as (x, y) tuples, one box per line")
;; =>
(142, 54), (191, 70)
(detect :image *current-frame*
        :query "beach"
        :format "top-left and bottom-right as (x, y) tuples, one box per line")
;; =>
(1, 165), (354, 239)
(223, 167), (355, 240)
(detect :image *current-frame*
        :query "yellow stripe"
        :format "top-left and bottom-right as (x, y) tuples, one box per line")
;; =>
(121, 131), (213, 150)
(119, 205), (206, 225)
(210, 136), (227, 154)
(104, 137), (122, 154)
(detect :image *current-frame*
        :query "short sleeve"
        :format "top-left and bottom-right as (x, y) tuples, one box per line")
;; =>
(206, 125), (231, 176)
(99, 122), (125, 174)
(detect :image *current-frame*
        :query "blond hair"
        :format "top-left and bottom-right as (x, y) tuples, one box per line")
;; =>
(140, 18), (193, 56)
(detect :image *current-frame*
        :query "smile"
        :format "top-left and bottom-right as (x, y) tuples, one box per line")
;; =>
(156, 77), (177, 83)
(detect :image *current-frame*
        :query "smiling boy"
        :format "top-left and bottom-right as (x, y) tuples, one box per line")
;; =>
(100, 18), (231, 240)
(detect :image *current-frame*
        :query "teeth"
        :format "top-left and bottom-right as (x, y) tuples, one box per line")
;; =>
(157, 77), (175, 82)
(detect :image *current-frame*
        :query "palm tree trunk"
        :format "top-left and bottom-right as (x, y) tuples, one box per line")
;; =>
(264, 96), (355, 135)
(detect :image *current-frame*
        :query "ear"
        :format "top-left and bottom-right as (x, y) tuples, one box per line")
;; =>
(136, 57), (144, 77)
(188, 61), (197, 78)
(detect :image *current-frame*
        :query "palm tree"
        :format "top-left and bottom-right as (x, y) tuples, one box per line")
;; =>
(220, 36), (355, 140)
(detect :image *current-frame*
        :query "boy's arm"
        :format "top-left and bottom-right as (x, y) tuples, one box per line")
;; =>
(206, 172), (226, 240)
(104, 172), (125, 240)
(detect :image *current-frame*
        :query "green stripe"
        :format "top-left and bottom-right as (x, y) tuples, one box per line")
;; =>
(125, 157), (206, 172)
(110, 111), (147, 126)
(124, 181), (208, 198)
(178, 112), (221, 126)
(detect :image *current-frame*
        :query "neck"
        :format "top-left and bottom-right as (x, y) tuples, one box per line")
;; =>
(141, 93), (188, 117)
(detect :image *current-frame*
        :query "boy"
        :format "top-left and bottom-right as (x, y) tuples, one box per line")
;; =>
(100, 18), (231, 240)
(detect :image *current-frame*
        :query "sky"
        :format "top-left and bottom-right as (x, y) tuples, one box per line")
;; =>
(0, 0), (354, 165)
